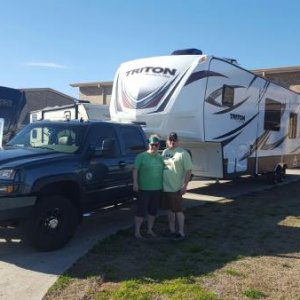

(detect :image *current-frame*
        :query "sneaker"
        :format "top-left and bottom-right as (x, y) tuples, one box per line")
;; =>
(162, 230), (177, 238)
(173, 233), (186, 241)
(145, 232), (158, 238)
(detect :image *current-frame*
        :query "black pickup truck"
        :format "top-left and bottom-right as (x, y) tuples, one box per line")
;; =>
(0, 120), (147, 251)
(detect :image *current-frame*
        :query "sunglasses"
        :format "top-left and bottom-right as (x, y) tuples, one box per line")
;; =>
(150, 143), (159, 147)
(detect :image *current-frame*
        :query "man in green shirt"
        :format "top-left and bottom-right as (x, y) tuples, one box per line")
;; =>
(162, 132), (193, 240)
(133, 135), (164, 239)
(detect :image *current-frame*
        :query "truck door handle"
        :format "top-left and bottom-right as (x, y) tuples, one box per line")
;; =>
(119, 161), (127, 167)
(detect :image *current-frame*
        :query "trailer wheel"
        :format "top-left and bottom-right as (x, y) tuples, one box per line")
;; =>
(24, 195), (79, 251)
(274, 166), (283, 183)
(267, 166), (283, 184)
(282, 166), (286, 179)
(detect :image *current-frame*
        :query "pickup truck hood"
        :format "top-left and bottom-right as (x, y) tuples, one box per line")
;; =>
(0, 147), (75, 168)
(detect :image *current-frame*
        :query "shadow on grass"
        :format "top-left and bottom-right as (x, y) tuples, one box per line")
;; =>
(64, 181), (300, 283)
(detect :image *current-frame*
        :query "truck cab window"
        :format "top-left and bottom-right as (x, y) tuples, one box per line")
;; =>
(120, 126), (147, 154)
(88, 125), (120, 157)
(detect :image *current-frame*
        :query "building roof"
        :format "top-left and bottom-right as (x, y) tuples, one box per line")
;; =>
(70, 81), (113, 88)
(69, 66), (300, 88)
(252, 66), (300, 75)
(20, 88), (76, 100)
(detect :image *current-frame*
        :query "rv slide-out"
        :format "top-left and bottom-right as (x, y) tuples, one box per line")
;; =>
(110, 49), (300, 179)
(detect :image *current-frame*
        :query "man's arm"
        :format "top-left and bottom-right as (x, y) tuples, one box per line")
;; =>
(181, 169), (192, 195)
(132, 168), (139, 192)
(181, 150), (193, 194)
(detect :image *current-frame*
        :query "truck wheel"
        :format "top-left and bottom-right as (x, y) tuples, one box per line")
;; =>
(24, 195), (79, 251)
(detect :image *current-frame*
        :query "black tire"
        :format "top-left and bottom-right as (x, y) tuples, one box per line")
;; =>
(274, 166), (283, 183)
(24, 195), (79, 251)
(267, 166), (283, 184)
(282, 167), (286, 179)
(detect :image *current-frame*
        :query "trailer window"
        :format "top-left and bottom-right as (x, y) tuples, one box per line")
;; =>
(288, 112), (297, 139)
(264, 99), (281, 131)
(222, 85), (234, 107)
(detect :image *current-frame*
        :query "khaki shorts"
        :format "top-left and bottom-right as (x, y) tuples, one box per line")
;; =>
(161, 191), (183, 212)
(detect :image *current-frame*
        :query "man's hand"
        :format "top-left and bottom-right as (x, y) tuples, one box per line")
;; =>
(180, 184), (188, 195)
(133, 183), (139, 193)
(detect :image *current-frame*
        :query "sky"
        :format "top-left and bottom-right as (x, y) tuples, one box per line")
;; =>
(1, 0), (300, 99)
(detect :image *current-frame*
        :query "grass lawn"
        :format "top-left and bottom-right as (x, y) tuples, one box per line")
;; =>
(44, 181), (300, 300)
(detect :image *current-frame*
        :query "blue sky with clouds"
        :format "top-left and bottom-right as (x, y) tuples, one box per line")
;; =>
(1, 0), (300, 98)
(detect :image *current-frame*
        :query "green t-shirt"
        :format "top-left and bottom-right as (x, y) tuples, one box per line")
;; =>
(162, 147), (193, 192)
(134, 151), (164, 190)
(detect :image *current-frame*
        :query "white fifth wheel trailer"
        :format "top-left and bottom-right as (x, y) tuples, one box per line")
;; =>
(30, 103), (110, 123)
(110, 49), (300, 181)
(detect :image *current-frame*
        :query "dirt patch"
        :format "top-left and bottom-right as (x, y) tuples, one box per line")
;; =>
(44, 181), (300, 300)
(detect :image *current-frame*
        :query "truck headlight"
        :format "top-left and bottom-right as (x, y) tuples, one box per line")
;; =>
(0, 169), (16, 180)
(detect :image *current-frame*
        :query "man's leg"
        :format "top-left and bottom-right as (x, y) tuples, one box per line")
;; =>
(176, 211), (185, 237)
(147, 214), (157, 236)
(134, 216), (144, 238)
(168, 210), (176, 233)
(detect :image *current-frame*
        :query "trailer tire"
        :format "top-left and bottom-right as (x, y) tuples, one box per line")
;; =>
(274, 166), (283, 183)
(282, 166), (286, 179)
(24, 195), (79, 251)
(267, 166), (283, 184)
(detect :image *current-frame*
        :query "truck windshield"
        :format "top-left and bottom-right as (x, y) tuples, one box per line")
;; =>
(7, 123), (86, 153)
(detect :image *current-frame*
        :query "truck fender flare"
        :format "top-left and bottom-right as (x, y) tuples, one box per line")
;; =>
(31, 174), (82, 194)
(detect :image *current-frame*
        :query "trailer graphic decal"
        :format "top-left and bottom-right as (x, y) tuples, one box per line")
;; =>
(259, 81), (271, 102)
(221, 132), (242, 147)
(121, 75), (178, 109)
(260, 135), (288, 150)
(116, 68), (190, 112)
(205, 87), (223, 107)
(214, 96), (250, 114)
(291, 144), (300, 153)
(185, 70), (227, 86)
(247, 75), (257, 89)
(239, 131), (271, 160)
(153, 69), (191, 113)
(213, 113), (258, 140)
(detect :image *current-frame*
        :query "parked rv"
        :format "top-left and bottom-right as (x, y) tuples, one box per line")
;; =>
(0, 86), (76, 144)
(110, 49), (300, 182)
(0, 87), (25, 143)
(30, 103), (110, 122)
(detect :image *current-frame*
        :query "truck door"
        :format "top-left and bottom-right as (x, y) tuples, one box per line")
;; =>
(82, 124), (143, 209)
(117, 125), (147, 181)
(83, 124), (124, 206)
